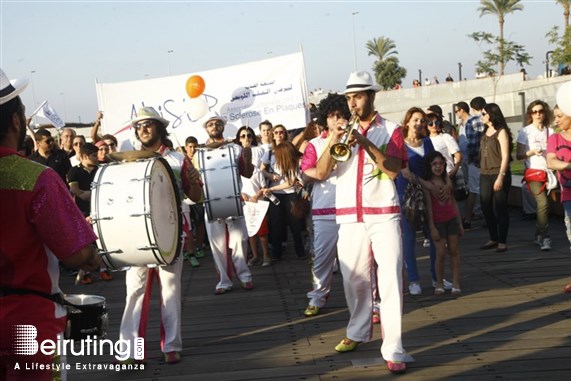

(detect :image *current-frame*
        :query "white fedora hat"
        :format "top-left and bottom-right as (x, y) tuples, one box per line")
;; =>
(343, 71), (381, 94)
(202, 111), (227, 128)
(0, 68), (29, 106)
(130, 107), (170, 128)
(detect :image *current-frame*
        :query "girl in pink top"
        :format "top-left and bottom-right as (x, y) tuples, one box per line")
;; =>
(423, 151), (464, 295)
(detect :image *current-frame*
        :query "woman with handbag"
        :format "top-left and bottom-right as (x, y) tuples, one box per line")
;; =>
(260, 140), (307, 261)
(546, 102), (571, 292)
(396, 107), (444, 296)
(479, 103), (514, 253)
(516, 100), (554, 251)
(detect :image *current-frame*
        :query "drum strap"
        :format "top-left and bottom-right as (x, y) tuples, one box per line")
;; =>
(0, 286), (77, 308)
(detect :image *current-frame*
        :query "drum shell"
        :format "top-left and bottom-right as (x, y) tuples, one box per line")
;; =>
(91, 157), (182, 269)
(198, 146), (243, 222)
(64, 294), (108, 340)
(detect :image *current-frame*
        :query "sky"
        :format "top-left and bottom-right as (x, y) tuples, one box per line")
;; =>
(1, 0), (566, 123)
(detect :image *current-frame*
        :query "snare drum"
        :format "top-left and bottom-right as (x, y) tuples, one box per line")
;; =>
(64, 294), (108, 340)
(91, 157), (182, 269)
(198, 146), (243, 222)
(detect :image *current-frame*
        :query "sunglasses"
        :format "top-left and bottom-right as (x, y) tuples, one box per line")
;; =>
(240, 133), (253, 139)
(73, 142), (84, 146)
(43, 138), (54, 144)
(531, 109), (544, 115)
(107, 142), (117, 147)
(427, 121), (441, 127)
(134, 121), (155, 130)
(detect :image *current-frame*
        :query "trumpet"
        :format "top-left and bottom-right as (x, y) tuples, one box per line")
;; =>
(330, 111), (360, 162)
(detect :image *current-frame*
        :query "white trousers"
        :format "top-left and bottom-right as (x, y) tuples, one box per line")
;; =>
(119, 259), (183, 358)
(205, 217), (252, 290)
(337, 219), (407, 362)
(307, 219), (338, 307)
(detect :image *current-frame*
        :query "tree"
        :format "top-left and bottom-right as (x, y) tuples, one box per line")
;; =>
(477, 0), (524, 75)
(468, 31), (532, 77)
(365, 36), (406, 90)
(556, 0), (570, 29)
(366, 37), (398, 62)
(546, 25), (571, 69)
(372, 57), (407, 91)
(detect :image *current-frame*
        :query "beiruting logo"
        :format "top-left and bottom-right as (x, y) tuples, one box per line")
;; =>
(13, 325), (144, 361)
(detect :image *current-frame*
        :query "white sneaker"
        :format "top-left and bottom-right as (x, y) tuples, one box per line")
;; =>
(408, 282), (422, 295)
(540, 238), (552, 251)
(432, 279), (453, 290)
(423, 239), (430, 248)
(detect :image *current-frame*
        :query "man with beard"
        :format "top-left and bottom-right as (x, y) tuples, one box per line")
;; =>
(118, 107), (202, 364)
(315, 72), (409, 374)
(201, 112), (253, 295)
(0, 68), (100, 380)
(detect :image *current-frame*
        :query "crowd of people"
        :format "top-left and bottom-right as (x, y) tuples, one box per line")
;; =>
(2, 66), (570, 378)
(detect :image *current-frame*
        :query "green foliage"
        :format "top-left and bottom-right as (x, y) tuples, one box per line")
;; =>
(468, 32), (532, 76)
(366, 37), (398, 62)
(372, 57), (407, 90)
(546, 25), (571, 67)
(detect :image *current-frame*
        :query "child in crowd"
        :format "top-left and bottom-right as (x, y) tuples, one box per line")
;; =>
(422, 151), (463, 296)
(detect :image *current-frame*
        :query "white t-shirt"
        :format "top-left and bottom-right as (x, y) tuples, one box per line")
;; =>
(516, 124), (554, 170)
(429, 133), (460, 173)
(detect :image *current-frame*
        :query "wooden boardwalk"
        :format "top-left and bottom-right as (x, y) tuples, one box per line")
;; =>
(62, 208), (571, 381)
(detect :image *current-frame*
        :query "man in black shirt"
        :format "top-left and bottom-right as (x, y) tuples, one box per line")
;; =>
(28, 128), (71, 185)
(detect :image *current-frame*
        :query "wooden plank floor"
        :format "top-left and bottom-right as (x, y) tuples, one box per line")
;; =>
(62, 208), (571, 380)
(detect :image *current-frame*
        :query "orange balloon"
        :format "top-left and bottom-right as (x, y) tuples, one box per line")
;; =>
(186, 75), (205, 98)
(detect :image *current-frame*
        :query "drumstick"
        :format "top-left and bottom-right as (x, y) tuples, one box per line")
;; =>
(75, 269), (85, 285)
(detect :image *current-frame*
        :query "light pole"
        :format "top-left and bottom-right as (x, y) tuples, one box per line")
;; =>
(167, 50), (174, 75)
(418, 69), (422, 85)
(458, 62), (462, 81)
(352, 11), (359, 72)
(545, 50), (554, 78)
(30, 70), (38, 124)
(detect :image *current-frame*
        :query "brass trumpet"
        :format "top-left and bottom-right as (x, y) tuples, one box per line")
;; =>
(330, 112), (360, 162)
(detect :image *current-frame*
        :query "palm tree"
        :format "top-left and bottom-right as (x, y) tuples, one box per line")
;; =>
(556, 0), (570, 29)
(478, 0), (524, 75)
(366, 36), (398, 63)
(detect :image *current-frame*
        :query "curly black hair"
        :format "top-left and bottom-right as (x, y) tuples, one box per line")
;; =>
(317, 93), (351, 126)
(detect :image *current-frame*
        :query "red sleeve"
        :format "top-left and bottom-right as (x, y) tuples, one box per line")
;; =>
(300, 142), (318, 172)
(31, 169), (97, 260)
(386, 126), (408, 167)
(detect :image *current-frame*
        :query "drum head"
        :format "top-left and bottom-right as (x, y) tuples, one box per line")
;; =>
(148, 158), (182, 264)
(65, 294), (106, 306)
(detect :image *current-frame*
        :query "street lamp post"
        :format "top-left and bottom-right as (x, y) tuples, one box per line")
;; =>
(418, 69), (422, 85)
(458, 62), (463, 81)
(545, 50), (554, 78)
(352, 12), (359, 72)
(167, 50), (174, 75)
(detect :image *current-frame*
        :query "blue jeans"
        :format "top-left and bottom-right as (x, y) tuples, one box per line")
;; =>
(563, 200), (571, 251)
(401, 213), (436, 283)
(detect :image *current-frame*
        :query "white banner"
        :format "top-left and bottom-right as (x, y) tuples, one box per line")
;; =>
(95, 52), (309, 150)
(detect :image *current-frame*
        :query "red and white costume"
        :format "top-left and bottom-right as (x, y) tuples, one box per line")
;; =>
(334, 114), (408, 362)
(301, 132), (339, 308)
(119, 146), (191, 358)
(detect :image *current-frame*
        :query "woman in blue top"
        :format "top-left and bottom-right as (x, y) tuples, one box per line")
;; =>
(396, 107), (441, 296)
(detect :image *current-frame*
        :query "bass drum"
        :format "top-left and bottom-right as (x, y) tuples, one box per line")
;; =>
(91, 157), (182, 269)
(198, 146), (243, 222)
(64, 294), (108, 340)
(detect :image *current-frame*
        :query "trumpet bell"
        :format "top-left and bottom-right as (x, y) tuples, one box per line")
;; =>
(330, 143), (352, 162)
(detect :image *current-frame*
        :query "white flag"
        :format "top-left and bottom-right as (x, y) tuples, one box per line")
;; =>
(37, 101), (65, 129)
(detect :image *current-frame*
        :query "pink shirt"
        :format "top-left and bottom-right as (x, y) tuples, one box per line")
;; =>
(547, 133), (571, 202)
